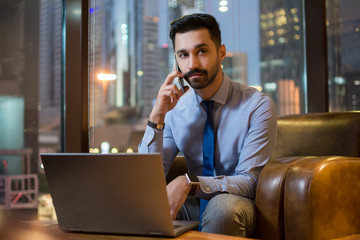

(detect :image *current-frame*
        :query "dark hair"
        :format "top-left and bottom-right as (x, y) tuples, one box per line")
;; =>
(169, 13), (221, 49)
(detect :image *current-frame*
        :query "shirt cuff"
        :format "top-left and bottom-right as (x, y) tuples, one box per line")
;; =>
(138, 126), (163, 153)
(196, 175), (240, 200)
(195, 176), (220, 199)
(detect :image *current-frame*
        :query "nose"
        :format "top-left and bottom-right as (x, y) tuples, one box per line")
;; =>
(188, 55), (200, 70)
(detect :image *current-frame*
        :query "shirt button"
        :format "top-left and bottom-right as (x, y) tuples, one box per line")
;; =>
(206, 187), (210, 192)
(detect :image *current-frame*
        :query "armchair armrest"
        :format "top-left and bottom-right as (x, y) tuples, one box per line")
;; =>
(256, 156), (360, 240)
(284, 156), (360, 240)
(255, 156), (305, 240)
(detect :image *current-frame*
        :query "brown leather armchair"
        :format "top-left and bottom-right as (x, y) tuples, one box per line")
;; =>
(166, 112), (360, 240)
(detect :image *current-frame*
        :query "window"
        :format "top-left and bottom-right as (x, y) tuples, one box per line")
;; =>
(326, 0), (360, 111)
(0, 0), (63, 201)
(88, 0), (306, 153)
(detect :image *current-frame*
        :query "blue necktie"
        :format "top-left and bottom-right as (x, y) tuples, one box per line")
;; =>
(200, 100), (215, 228)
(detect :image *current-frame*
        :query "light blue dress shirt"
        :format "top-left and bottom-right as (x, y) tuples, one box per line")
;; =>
(139, 75), (277, 200)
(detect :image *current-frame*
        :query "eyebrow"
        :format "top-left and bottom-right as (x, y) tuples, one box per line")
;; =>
(176, 43), (210, 55)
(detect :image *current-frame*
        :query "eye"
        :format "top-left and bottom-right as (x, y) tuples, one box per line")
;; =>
(178, 52), (188, 58)
(198, 48), (208, 55)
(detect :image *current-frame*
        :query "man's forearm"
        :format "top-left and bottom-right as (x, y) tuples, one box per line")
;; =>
(166, 175), (191, 219)
(149, 110), (166, 125)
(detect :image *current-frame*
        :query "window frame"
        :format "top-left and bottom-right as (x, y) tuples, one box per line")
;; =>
(303, 0), (329, 112)
(64, 0), (89, 152)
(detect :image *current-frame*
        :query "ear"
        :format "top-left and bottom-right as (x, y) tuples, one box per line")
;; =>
(219, 44), (227, 61)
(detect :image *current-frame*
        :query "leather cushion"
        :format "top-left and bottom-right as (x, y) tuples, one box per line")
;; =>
(272, 112), (360, 160)
(284, 156), (360, 240)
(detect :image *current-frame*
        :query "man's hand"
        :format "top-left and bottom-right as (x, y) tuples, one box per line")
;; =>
(149, 69), (188, 124)
(166, 175), (191, 220)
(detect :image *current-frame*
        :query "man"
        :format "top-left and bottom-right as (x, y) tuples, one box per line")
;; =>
(139, 13), (277, 237)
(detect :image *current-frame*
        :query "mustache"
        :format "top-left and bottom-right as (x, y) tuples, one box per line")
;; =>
(184, 69), (208, 78)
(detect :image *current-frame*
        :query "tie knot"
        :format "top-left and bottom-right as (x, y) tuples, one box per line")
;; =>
(203, 100), (214, 113)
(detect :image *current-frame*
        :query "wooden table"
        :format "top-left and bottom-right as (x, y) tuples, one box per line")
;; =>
(1, 220), (254, 240)
(64, 230), (250, 240)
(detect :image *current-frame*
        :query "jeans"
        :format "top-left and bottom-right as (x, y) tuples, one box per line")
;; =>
(177, 194), (256, 237)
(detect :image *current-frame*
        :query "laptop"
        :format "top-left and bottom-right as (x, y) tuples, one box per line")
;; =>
(40, 153), (199, 237)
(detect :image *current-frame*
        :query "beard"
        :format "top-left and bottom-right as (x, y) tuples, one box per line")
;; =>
(183, 57), (220, 90)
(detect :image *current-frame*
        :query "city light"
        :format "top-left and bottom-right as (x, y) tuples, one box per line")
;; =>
(268, 31), (275, 37)
(218, 0), (228, 13)
(121, 24), (128, 44)
(267, 13), (274, 19)
(126, 148), (134, 153)
(89, 148), (100, 153)
(290, 8), (297, 14)
(168, 0), (178, 8)
(101, 142), (110, 153)
(219, 6), (228, 12)
(277, 29), (285, 35)
(219, 0), (228, 6)
(334, 76), (345, 85)
(264, 82), (277, 91)
(279, 37), (286, 43)
(355, 22), (360, 33)
(97, 73), (117, 81)
(111, 148), (119, 153)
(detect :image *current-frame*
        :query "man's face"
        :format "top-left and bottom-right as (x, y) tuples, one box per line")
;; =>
(174, 28), (226, 89)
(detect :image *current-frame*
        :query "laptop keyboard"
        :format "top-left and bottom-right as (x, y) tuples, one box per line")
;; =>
(173, 224), (181, 229)
(172, 220), (198, 230)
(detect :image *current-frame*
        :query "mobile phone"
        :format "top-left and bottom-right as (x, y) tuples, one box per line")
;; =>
(175, 61), (185, 93)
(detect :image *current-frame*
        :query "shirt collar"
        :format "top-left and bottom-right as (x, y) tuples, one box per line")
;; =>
(193, 74), (231, 108)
